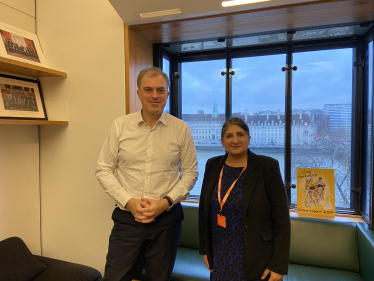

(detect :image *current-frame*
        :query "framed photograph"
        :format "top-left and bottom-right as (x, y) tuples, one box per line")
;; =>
(0, 74), (48, 120)
(0, 21), (47, 67)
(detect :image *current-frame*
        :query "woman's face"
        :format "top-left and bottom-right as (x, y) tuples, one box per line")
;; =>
(221, 124), (251, 157)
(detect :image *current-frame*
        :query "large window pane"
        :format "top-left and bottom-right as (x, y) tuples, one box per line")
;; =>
(232, 54), (286, 180)
(363, 40), (373, 216)
(181, 60), (226, 197)
(163, 57), (170, 113)
(292, 48), (353, 208)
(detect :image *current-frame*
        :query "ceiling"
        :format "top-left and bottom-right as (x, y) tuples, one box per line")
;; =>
(109, 0), (374, 44)
(108, 0), (326, 25)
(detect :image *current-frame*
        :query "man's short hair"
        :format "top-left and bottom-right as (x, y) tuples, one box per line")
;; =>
(137, 67), (170, 90)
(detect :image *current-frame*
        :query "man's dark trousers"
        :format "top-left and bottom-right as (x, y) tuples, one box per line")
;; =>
(103, 203), (183, 281)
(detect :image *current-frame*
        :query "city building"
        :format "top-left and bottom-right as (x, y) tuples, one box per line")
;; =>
(182, 109), (319, 147)
(323, 104), (352, 131)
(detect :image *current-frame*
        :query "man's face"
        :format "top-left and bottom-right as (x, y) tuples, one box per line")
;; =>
(137, 74), (169, 117)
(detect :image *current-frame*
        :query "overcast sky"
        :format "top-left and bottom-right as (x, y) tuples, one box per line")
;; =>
(180, 48), (353, 115)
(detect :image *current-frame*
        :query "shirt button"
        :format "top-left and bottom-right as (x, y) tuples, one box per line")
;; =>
(144, 193), (148, 197)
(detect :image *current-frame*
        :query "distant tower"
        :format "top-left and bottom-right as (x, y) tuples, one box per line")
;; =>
(212, 99), (218, 119)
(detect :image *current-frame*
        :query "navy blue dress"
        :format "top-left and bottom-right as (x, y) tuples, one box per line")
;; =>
(209, 164), (247, 281)
(209, 164), (269, 281)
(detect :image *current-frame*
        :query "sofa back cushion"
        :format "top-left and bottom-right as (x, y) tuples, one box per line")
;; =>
(0, 236), (47, 281)
(357, 222), (374, 281)
(180, 204), (199, 249)
(290, 217), (359, 272)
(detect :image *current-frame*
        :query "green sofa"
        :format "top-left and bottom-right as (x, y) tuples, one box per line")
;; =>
(171, 204), (374, 281)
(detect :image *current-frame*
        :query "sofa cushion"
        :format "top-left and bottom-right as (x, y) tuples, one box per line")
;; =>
(33, 256), (103, 281)
(171, 248), (210, 281)
(0, 237), (47, 281)
(179, 204), (199, 249)
(287, 264), (363, 281)
(289, 217), (359, 272)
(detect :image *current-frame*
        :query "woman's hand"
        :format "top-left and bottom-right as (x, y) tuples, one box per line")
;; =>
(261, 268), (283, 281)
(202, 255), (212, 272)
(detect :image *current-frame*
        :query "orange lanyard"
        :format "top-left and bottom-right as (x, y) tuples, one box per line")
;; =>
(218, 164), (247, 212)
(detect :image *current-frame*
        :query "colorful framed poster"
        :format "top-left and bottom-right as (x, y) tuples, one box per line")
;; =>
(297, 168), (335, 216)
(0, 74), (48, 120)
(0, 22), (47, 67)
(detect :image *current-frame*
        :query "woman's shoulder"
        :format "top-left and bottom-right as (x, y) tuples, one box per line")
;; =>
(204, 154), (226, 170)
(250, 150), (279, 166)
(207, 154), (225, 164)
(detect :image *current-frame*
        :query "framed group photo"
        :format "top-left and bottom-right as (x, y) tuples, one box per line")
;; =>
(0, 21), (47, 67)
(0, 74), (48, 120)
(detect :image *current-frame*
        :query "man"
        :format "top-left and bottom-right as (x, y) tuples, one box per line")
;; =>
(95, 67), (198, 281)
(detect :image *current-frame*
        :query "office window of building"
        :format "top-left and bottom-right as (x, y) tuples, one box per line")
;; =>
(363, 39), (373, 223)
(163, 57), (171, 114)
(232, 54), (286, 180)
(157, 25), (374, 216)
(181, 59), (226, 197)
(292, 48), (353, 208)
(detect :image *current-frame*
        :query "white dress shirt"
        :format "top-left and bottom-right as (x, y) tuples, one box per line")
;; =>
(95, 111), (198, 210)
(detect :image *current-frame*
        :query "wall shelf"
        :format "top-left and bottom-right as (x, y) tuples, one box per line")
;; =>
(0, 57), (67, 78)
(0, 120), (68, 125)
(0, 57), (68, 126)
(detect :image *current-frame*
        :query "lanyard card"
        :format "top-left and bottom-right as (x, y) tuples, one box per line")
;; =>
(217, 214), (226, 228)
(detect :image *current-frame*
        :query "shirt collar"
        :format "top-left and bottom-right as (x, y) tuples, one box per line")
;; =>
(137, 111), (167, 126)
(159, 112), (167, 125)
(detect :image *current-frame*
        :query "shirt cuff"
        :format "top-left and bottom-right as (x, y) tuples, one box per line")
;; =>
(167, 183), (190, 204)
(115, 191), (132, 210)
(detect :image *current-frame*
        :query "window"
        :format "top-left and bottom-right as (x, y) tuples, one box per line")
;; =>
(232, 54), (286, 179)
(163, 57), (170, 114)
(363, 38), (373, 225)
(156, 24), (374, 218)
(181, 59), (226, 197)
(292, 48), (353, 208)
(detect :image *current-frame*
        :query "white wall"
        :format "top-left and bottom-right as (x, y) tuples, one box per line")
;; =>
(37, 0), (125, 273)
(0, 0), (41, 255)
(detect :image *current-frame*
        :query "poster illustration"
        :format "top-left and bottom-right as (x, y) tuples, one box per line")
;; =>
(297, 168), (335, 216)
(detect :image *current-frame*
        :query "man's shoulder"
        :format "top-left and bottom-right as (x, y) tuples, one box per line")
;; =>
(165, 113), (189, 128)
(113, 112), (139, 125)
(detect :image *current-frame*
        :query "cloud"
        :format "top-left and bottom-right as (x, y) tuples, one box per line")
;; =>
(180, 48), (353, 114)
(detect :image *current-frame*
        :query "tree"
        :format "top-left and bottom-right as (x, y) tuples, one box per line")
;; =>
(291, 126), (351, 208)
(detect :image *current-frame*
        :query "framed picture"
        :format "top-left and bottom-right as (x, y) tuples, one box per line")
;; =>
(0, 74), (48, 120)
(0, 21), (47, 67)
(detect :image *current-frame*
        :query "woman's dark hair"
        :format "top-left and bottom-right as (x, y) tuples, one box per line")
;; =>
(221, 117), (250, 139)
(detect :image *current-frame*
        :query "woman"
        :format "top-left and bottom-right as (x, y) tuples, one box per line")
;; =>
(198, 117), (290, 281)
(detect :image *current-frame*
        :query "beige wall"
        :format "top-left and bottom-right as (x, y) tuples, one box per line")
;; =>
(0, 126), (41, 254)
(0, 0), (35, 33)
(0, 0), (125, 273)
(0, 0), (41, 255)
(37, 0), (125, 273)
